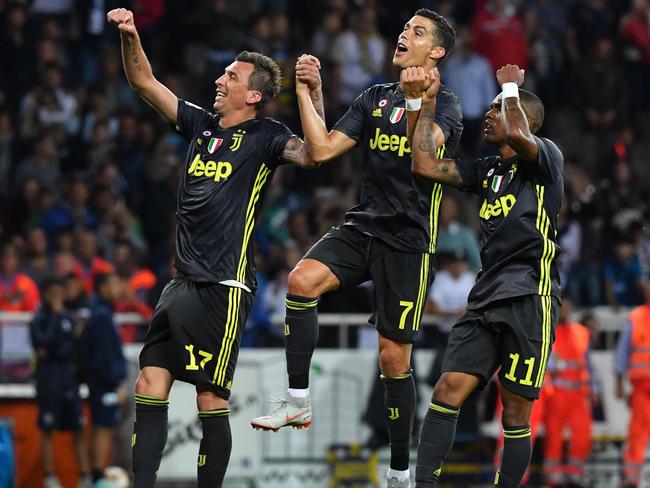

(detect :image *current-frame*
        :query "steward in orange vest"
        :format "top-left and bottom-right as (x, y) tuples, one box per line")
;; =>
(616, 282), (650, 488)
(544, 297), (596, 488)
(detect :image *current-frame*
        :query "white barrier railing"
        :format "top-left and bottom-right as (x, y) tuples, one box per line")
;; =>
(0, 306), (630, 349)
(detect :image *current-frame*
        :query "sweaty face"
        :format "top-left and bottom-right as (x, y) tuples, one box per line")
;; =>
(213, 61), (257, 114)
(393, 15), (440, 68)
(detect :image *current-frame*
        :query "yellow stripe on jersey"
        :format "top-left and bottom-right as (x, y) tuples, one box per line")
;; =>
(534, 185), (556, 388)
(535, 295), (552, 387)
(236, 164), (272, 283)
(534, 184), (556, 296)
(213, 287), (241, 386)
(428, 144), (446, 254)
(413, 253), (430, 331)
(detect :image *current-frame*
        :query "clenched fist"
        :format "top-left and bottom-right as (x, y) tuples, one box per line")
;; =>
(496, 64), (525, 87)
(400, 66), (431, 99)
(295, 54), (322, 92)
(107, 8), (137, 35)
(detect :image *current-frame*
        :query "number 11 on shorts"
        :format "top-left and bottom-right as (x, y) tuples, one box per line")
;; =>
(504, 353), (536, 386)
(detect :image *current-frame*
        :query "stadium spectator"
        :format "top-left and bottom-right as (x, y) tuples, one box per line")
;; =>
(472, 0), (529, 71)
(0, 2), (32, 108)
(63, 177), (97, 231)
(0, 243), (40, 312)
(557, 195), (582, 291)
(22, 226), (50, 286)
(425, 250), (474, 333)
(573, 37), (628, 173)
(330, 6), (387, 104)
(620, 0), (650, 111)
(567, 0), (619, 60)
(29, 277), (90, 488)
(615, 281), (650, 488)
(15, 131), (61, 192)
(72, 229), (115, 294)
(19, 63), (78, 138)
(603, 238), (644, 309)
(435, 196), (481, 272)
(442, 24), (496, 155)
(78, 272), (128, 485)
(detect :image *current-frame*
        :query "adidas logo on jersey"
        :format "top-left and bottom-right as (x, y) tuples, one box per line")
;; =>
(368, 128), (411, 157)
(187, 154), (232, 182)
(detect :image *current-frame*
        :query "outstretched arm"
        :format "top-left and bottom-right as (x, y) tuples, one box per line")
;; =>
(497, 65), (539, 162)
(295, 55), (356, 163)
(410, 70), (463, 188)
(107, 8), (178, 123)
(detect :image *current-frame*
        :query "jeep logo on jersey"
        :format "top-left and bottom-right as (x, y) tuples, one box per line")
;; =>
(479, 194), (516, 220)
(188, 154), (232, 182)
(207, 138), (223, 154)
(368, 128), (410, 157)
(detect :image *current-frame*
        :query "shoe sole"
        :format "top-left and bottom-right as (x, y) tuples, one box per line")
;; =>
(250, 420), (312, 432)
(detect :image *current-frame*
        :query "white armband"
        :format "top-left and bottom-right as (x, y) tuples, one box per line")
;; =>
(405, 97), (422, 111)
(501, 82), (519, 99)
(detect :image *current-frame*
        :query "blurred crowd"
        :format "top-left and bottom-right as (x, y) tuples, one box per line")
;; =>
(1, 0), (650, 348)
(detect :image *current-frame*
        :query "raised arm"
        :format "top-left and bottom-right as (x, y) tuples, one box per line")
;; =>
(107, 8), (178, 123)
(496, 65), (538, 162)
(401, 67), (426, 149)
(295, 55), (356, 163)
(410, 70), (463, 188)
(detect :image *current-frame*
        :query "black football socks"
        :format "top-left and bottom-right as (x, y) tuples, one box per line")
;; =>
(197, 409), (232, 488)
(284, 294), (319, 389)
(415, 401), (460, 488)
(132, 394), (169, 487)
(495, 425), (532, 487)
(382, 371), (417, 472)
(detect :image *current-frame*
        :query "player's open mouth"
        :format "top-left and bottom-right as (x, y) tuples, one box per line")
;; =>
(396, 42), (408, 54)
(215, 91), (226, 100)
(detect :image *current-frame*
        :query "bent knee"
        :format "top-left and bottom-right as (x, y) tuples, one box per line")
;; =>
(196, 390), (229, 412)
(432, 372), (477, 408)
(379, 345), (410, 378)
(135, 367), (172, 399)
(287, 261), (335, 297)
(501, 395), (534, 426)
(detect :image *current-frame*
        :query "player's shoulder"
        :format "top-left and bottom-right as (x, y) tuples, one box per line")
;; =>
(258, 116), (291, 132)
(436, 84), (462, 112)
(438, 84), (460, 103)
(364, 82), (400, 100)
(535, 136), (564, 166)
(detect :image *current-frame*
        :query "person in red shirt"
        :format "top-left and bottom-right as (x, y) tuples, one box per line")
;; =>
(0, 243), (40, 312)
(113, 241), (156, 302)
(72, 229), (114, 294)
(544, 297), (597, 488)
(472, 0), (530, 71)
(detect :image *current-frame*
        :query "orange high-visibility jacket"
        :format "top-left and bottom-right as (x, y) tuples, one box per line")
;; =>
(629, 305), (650, 382)
(550, 322), (591, 394)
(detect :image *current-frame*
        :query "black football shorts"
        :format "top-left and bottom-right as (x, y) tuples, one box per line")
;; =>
(441, 294), (559, 399)
(304, 225), (436, 343)
(139, 278), (253, 400)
